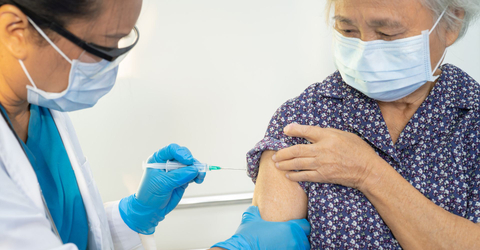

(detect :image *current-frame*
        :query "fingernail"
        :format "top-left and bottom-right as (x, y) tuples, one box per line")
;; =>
(272, 154), (277, 161)
(285, 173), (290, 179)
(275, 163), (279, 168)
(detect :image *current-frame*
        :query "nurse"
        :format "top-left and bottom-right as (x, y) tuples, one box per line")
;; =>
(0, 0), (310, 249)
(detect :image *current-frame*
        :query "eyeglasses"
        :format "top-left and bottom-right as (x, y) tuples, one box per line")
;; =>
(10, 1), (140, 62)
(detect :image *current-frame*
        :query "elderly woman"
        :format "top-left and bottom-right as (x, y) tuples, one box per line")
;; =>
(247, 0), (480, 249)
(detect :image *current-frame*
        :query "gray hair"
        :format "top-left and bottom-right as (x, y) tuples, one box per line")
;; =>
(326, 0), (480, 40)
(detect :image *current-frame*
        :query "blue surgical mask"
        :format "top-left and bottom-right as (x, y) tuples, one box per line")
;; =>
(333, 9), (448, 102)
(20, 17), (126, 112)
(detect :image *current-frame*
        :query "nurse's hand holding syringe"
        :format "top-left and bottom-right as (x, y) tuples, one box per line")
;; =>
(119, 143), (204, 235)
(119, 143), (246, 235)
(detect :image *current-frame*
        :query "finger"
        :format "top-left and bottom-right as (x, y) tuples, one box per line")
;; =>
(148, 143), (195, 165)
(148, 143), (180, 163)
(273, 144), (317, 162)
(165, 183), (188, 214)
(172, 145), (195, 165)
(194, 171), (206, 184)
(191, 158), (205, 184)
(289, 218), (311, 235)
(165, 166), (199, 188)
(286, 170), (327, 183)
(283, 123), (323, 143)
(276, 157), (317, 171)
(242, 206), (261, 223)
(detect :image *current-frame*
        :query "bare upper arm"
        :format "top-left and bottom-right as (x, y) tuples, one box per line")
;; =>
(252, 150), (308, 222)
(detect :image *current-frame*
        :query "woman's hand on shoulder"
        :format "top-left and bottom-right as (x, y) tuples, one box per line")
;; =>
(273, 123), (388, 192)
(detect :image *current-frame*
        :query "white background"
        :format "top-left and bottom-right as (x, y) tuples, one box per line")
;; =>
(69, 0), (480, 249)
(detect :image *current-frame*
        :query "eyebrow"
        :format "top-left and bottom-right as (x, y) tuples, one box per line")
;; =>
(333, 15), (405, 28)
(333, 15), (354, 25)
(368, 19), (404, 28)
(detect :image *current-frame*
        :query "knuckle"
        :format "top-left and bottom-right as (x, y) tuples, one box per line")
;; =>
(168, 143), (180, 150)
(301, 125), (310, 134)
(324, 140), (336, 150)
(329, 132), (341, 140)
(293, 145), (304, 157)
(309, 145), (319, 155)
(313, 157), (323, 167)
(293, 158), (303, 170)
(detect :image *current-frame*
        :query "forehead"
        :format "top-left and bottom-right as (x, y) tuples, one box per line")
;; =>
(70, 0), (142, 39)
(333, 0), (433, 27)
(94, 0), (142, 33)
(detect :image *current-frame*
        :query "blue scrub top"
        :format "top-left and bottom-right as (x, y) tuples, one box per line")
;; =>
(0, 104), (88, 249)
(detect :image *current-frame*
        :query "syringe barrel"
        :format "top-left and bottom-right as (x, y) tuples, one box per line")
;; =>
(145, 161), (208, 172)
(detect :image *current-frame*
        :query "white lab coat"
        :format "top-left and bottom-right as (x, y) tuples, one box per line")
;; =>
(0, 109), (147, 250)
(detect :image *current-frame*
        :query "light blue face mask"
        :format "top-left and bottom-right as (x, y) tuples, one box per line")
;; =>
(20, 17), (125, 112)
(333, 9), (448, 102)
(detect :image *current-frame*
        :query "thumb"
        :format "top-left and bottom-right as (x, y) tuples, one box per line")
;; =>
(148, 144), (195, 165)
(288, 218), (311, 235)
(165, 166), (199, 188)
(241, 206), (262, 223)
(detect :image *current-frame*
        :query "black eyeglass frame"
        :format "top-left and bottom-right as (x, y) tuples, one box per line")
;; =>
(10, 1), (140, 62)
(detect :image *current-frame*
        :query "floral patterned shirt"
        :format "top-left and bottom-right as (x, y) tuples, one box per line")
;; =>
(246, 64), (480, 249)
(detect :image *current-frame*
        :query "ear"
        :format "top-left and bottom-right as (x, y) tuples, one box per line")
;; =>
(445, 8), (466, 47)
(0, 5), (30, 60)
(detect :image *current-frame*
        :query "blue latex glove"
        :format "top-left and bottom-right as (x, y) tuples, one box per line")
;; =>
(119, 144), (205, 234)
(212, 206), (311, 250)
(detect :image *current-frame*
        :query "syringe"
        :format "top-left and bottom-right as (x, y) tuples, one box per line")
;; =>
(144, 160), (245, 172)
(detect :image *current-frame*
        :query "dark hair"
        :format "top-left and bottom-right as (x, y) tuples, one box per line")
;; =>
(2, 0), (101, 29)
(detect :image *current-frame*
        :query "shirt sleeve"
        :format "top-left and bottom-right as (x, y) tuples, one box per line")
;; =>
(104, 201), (144, 250)
(246, 97), (311, 184)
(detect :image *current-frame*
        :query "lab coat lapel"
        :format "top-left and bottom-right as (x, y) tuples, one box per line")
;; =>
(0, 113), (44, 212)
(51, 110), (114, 250)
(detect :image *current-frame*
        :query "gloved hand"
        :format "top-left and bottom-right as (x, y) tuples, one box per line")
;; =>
(119, 143), (205, 235)
(212, 206), (311, 250)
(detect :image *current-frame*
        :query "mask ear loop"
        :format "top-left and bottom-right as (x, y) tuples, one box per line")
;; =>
(26, 17), (72, 64)
(431, 48), (447, 81)
(429, 7), (448, 35)
(23, 17), (76, 98)
(429, 7), (449, 79)
(19, 60), (38, 89)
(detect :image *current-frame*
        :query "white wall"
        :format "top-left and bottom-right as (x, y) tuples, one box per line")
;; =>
(69, 1), (480, 249)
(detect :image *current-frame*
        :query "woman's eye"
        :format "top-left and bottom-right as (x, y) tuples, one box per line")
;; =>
(378, 32), (395, 37)
(341, 29), (358, 35)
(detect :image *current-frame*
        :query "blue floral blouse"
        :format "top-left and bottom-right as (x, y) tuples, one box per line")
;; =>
(246, 64), (480, 249)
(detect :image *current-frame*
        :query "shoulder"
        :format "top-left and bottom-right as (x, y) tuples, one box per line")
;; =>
(296, 70), (349, 102)
(439, 65), (480, 153)
(439, 64), (480, 111)
(272, 71), (349, 118)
